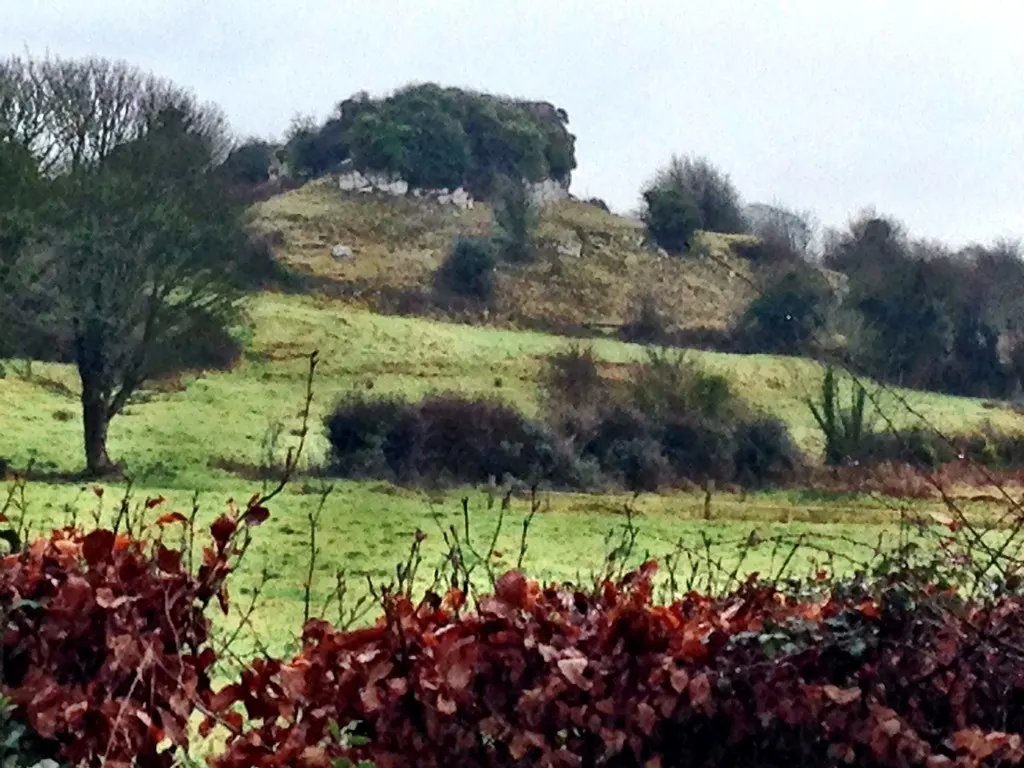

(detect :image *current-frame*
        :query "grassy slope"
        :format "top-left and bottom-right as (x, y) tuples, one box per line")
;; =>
(4, 293), (1021, 484)
(251, 180), (763, 332)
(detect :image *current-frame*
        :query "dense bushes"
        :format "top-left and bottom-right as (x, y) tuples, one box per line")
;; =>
(736, 264), (835, 356)
(212, 562), (1024, 768)
(325, 349), (800, 491)
(641, 156), (746, 253)
(326, 393), (584, 486)
(824, 214), (1024, 399)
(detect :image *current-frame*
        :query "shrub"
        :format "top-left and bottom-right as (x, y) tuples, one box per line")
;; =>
(644, 155), (746, 241)
(555, 349), (800, 489)
(640, 183), (701, 254)
(220, 140), (276, 186)
(853, 425), (1024, 471)
(808, 366), (874, 466)
(435, 236), (496, 301)
(629, 348), (735, 423)
(733, 416), (801, 487)
(414, 395), (574, 485)
(325, 394), (418, 479)
(325, 393), (582, 487)
(541, 343), (602, 413)
(743, 202), (817, 263)
(737, 265), (835, 356)
(491, 175), (540, 264)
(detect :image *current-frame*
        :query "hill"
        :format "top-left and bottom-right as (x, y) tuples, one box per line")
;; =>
(251, 179), (766, 335)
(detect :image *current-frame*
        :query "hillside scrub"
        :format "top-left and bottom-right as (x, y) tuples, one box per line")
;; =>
(641, 156), (747, 254)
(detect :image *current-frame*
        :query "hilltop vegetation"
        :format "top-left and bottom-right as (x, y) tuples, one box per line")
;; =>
(230, 83), (576, 198)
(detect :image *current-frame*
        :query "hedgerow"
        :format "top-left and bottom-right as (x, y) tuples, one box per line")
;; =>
(0, 492), (271, 767)
(209, 560), (1024, 768)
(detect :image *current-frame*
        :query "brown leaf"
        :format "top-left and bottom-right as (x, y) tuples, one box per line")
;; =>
(635, 702), (657, 736)
(95, 587), (124, 609)
(669, 667), (690, 694)
(145, 495), (166, 509)
(823, 685), (862, 706)
(242, 505), (271, 527)
(508, 731), (546, 760)
(92, 486), (104, 498)
(495, 570), (529, 608)
(557, 657), (590, 690)
(360, 685), (382, 713)
(209, 684), (241, 713)
(155, 512), (188, 526)
(447, 660), (473, 692)
(217, 583), (230, 615)
(437, 695), (457, 715)
(81, 529), (115, 566)
(156, 544), (182, 573)
(210, 513), (237, 548)
(279, 660), (311, 701)
(688, 673), (713, 714)
(953, 729), (1007, 760)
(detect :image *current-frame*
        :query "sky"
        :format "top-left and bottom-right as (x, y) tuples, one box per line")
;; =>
(4, 0), (1022, 246)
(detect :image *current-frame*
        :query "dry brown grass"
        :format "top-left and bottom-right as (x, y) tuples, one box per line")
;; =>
(250, 179), (762, 333)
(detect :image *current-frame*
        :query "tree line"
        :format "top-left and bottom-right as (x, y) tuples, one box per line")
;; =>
(639, 156), (1024, 401)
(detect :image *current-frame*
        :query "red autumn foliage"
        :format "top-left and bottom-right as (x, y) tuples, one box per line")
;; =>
(0, 507), (256, 768)
(211, 565), (1024, 768)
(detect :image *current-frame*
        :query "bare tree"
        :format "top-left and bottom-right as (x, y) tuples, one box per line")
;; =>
(0, 54), (230, 174)
(744, 201), (819, 261)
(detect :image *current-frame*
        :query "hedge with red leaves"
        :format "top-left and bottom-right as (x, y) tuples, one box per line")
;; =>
(0, 504), (265, 768)
(211, 566), (1024, 768)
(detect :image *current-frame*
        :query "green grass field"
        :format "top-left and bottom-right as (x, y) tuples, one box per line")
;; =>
(3, 290), (1023, 654)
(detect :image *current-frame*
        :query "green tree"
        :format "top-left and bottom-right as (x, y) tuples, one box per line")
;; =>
(492, 175), (540, 263)
(0, 55), (251, 476)
(641, 183), (701, 254)
(221, 139), (277, 185)
(652, 155), (746, 234)
(738, 265), (834, 355)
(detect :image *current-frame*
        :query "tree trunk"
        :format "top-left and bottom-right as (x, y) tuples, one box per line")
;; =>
(82, 386), (115, 477)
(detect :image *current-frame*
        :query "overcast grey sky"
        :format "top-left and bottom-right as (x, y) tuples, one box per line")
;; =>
(4, 1), (1022, 245)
